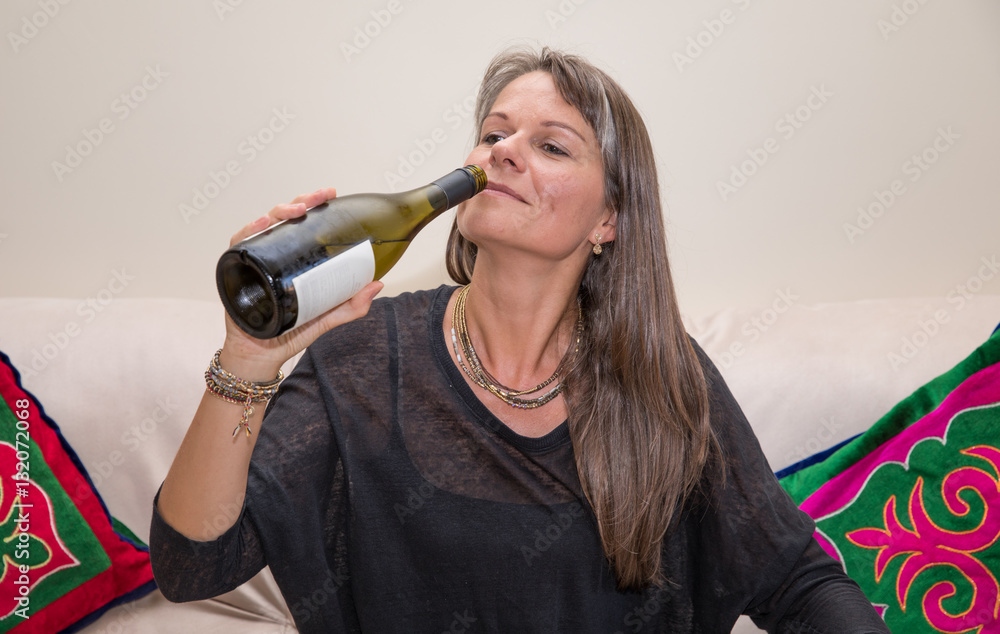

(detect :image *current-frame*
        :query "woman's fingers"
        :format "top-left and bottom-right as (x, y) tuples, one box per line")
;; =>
(228, 188), (337, 247)
(290, 187), (337, 209)
(229, 214), (272, 247)
(221, 185), (361, 362)
(220, 276), (382, 373)
(273, 280), (384, 354)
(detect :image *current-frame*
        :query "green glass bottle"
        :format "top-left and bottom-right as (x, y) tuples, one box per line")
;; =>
(217, 165), (487, 338)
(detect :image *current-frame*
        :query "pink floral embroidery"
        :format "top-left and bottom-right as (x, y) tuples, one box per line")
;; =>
(847, 446), (1000, 633)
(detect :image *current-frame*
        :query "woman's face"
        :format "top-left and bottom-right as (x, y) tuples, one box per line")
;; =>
(458, 71), (615, 267)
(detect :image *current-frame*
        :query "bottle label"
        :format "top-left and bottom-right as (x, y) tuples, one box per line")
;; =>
(290, 241), (376, 328)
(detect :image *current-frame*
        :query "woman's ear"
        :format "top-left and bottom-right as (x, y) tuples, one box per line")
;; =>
(598, 209), (618, 244)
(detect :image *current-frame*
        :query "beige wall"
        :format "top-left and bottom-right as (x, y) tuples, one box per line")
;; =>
(2, 1), (998, 319)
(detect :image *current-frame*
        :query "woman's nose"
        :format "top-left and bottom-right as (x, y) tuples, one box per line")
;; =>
(489, 135), (522, 170)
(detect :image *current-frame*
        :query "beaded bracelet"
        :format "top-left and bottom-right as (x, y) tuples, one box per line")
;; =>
(204, 349), (283, 438)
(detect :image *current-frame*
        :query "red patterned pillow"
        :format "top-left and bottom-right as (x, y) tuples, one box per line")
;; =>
(0, 350), (154, 633)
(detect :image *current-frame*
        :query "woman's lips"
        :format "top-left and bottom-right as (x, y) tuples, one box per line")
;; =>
(484, 182), (525, 202)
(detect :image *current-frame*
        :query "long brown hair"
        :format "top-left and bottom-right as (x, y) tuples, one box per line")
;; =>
(446, 47), (718, 590)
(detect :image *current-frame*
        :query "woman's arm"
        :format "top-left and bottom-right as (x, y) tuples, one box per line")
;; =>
(155, 348), (282, 540)
(746, 537), (890, 634)
(155, 187), (382, 541)
(685, 338), (888, 632)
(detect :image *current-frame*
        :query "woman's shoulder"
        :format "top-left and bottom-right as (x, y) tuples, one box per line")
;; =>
(686, 334), (726, 392)
(685, 332), (759, 454)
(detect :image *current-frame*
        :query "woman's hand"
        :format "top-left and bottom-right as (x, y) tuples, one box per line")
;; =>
(158, 186), (382, 541)
(219, 187), (383, 379)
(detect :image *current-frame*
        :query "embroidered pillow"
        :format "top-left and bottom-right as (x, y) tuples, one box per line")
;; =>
(0, 350), (155, 633)
(779, 326), (1000, 633)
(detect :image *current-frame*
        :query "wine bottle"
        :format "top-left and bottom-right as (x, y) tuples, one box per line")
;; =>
(217, 164), (487, 338)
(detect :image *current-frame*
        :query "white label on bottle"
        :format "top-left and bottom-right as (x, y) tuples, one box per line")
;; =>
(290, 241), (376, 329)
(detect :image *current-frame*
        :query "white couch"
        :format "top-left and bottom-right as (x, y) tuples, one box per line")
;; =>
(1, 293), (997, 633)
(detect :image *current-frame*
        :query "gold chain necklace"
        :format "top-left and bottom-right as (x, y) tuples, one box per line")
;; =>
(450, 285), (583, 409)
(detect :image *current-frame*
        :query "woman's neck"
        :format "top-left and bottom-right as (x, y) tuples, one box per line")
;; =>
(461, 255), (584, 392)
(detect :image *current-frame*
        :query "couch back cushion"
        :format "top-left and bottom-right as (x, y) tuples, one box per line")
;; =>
(685, 295), (1000, 472)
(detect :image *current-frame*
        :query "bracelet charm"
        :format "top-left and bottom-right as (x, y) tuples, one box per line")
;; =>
(204, 350), (283, 438)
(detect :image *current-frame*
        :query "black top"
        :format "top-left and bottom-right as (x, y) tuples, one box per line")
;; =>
(150, 285), (888, 633)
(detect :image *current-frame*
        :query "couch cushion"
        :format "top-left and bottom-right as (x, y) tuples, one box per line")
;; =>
(686, 295), (1000, 472)
(0, 298), (296, 631)
(778, 325), (1000, 632)
(0, 350), (155, 632)
(0, 298), (228, 543)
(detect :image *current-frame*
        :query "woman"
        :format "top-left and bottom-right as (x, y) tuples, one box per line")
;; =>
(151, 47), (888, 632)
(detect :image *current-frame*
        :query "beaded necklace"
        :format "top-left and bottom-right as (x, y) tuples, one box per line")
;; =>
(450, 285), (582, 409)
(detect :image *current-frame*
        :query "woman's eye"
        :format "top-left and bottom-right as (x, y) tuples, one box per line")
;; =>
(481, 132), (505, 145)
(542, 142), (567, 156)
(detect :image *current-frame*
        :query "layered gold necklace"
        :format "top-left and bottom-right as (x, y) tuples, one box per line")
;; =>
(450, 285), (583, 409)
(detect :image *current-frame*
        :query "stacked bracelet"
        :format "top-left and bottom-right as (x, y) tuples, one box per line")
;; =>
(204, 349), (283, 438)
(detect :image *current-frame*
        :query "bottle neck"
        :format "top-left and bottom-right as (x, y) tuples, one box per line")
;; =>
(429, 165), (487, 209)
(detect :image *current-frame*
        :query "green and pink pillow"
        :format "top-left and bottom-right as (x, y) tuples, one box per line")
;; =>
(779, 325), (1000, 633)
(0, 351), (155, 633)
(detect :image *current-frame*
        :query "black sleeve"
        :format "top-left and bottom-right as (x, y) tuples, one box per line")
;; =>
(746, 538), (890, 633)
(151, 301), (388, 628)
(148, 487), (265, 602)
(148, 345), (334, 605)
(687, 339), (888, 633)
